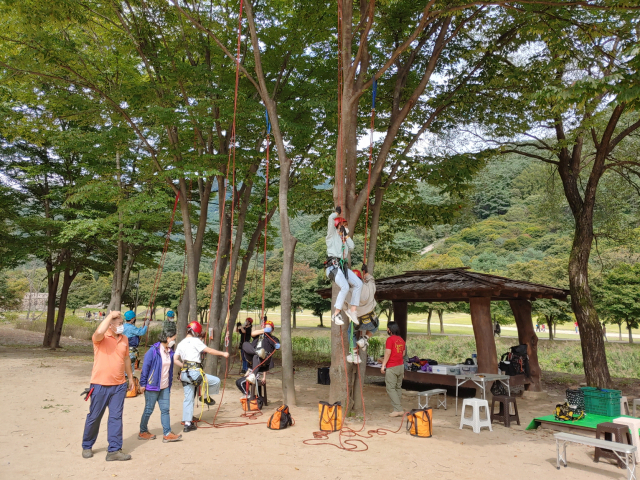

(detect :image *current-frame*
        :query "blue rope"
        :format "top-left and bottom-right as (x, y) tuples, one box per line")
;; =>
(371, 79), (377, 111)
(265, 108), (271, 134)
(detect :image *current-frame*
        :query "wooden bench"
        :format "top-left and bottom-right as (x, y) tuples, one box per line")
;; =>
(554, 432), (637, 480)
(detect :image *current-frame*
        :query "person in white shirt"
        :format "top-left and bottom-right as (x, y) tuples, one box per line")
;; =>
(326, 206), (362, 326)
(173, 321), (228, 433)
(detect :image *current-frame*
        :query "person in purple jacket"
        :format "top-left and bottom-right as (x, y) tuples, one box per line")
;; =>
(138, 323), (182, 443)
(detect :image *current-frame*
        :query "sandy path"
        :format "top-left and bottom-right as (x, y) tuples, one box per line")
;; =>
(0, 325), (631, 480)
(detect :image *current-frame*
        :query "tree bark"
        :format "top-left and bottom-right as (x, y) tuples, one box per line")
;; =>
(438, 309), (444, 334)
(628, 321), (634, 344)
(50, 268), (78, 349)
(508, 299), (542, 391)
(427, 308), (432, 336)
(366, 182), (383, 274)
(469, 297), (498, 376)
(618, 324), (622, 341)
(43, 259), (60, 348)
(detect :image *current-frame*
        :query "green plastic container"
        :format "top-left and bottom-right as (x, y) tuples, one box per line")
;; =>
(580, 387), (621, 416)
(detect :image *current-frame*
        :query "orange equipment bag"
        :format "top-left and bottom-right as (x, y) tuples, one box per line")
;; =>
(267, 405), (294, 430)
(406, 408), (433, 438)
(126, 376), (141, 398)
(241, 395), (264, 412)
(318, 401), (342, 432)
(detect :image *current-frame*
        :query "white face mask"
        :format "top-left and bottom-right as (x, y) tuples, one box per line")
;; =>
(115, 325), (124, 335)
(343, 227), (349, 235)
(168, 340), (176, 348)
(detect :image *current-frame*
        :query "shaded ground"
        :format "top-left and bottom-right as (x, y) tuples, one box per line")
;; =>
(0, 323), (637, 480)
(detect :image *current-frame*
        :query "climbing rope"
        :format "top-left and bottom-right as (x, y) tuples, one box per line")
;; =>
(261, 109), (271, 319)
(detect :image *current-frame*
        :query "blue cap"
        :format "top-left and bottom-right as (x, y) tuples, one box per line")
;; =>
(166, 310), (175, 318)
(124, 310), (136, 322)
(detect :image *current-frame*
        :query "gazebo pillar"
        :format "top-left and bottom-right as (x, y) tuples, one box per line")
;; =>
(392, 300), (408, 341)
(469, 297), (498, 375)
(509, 299), (542, 391)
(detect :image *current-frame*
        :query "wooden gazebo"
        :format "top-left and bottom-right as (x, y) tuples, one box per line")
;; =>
(320, 268), (569, 391)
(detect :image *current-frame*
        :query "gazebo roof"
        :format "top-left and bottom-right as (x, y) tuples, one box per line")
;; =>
(318, 267), (569, 302)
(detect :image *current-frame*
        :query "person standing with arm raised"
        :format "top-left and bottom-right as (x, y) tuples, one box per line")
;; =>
(81, 311), (136, 461)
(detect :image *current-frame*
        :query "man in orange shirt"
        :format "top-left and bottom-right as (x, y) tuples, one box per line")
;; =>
(81, 311), (136, 461)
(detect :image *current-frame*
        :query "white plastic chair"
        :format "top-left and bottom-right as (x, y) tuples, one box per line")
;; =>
(459, 398), (492, 433)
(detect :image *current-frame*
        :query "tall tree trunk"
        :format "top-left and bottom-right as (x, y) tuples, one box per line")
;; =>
(618, 324), (622, 341)
(427, 308), (432, 335)
(548, 317), (554, 340)
(50, 269), (77, 349)
(293, 308), (296, 329)
(628, 321), (634, 344)
(438, 310), (444, 334)
(43, 260), (60, 347)
(568, 220), (611, 387)
(319, 313), (324, 328)
(110, 151), (124, 312)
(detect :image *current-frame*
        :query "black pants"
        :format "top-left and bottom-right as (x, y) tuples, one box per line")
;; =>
(242, 342), (264, 372)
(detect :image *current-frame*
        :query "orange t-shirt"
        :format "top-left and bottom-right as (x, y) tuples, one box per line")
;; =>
(90, 330), (129, 386)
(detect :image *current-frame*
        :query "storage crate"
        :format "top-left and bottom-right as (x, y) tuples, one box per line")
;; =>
(580, 387), (621, 416)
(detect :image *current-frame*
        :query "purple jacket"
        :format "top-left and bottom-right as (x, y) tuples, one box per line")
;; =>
(140, 342), (174, 391)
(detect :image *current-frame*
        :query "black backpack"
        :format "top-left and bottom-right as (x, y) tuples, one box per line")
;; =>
(499, 344), (530, 376)
(317, 367), (330, 385)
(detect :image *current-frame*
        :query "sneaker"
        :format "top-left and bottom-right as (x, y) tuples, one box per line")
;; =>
(105, 450), (131, 461)
(345, 310), (359, 325)
(183, 423), (198, 433)
(138, 431), (156, 440)
(180, 417), (199, 426)
(163, 432), (182, 443)
(332, 313), (344, 326)
(82, 449), (93, 459)
(356, 337), (368, 349)
(346, 353), (362, 364)
(199, 396), (216, 405)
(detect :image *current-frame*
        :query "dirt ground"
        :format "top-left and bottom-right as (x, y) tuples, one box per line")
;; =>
(0, 324), (636, 480)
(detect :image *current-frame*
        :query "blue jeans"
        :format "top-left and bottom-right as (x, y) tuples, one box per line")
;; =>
(140, 388), (171, 436)
(82, 383), (127, 452)
(240, 349), (249, 371)
(326, 267), (362, 310)
(180, 370), (221, 422)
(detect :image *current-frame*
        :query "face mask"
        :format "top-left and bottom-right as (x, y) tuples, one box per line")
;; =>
(264, 325), (273, 333)
(168, 340), (176, 348)
(115, 325), (124, 334)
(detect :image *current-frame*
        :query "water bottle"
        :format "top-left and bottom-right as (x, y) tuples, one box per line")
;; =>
(472, 353), (477, 365)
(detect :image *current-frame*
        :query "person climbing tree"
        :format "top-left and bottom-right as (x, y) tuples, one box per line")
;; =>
(325, 206), (362, 326)
(343, 266), (378, 363)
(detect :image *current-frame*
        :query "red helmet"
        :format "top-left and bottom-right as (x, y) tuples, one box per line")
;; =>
(263, 320), (275, 332)
(246, 317), (253, 324)
(187, 321), (203, 335)
(334, 216), (347, 228)
(353, 269), (362, 280)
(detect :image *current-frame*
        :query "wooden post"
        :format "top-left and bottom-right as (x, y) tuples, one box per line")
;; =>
(392, 300), (408, 341)
(469, 297), (498, 375)
(509, 299), (542, 392)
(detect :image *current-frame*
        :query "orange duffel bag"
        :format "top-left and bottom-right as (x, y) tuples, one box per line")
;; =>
(406, 408), (433, 438)
(318, 401), (342, 432)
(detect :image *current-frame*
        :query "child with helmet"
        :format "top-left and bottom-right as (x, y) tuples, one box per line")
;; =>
(237, 317), (280, 393)
(122, 310), (148, 370)
(235, 317), (253, 374)
(173, 321), (229, 432)
(165, 310), (175, 321)
(325, 206), (363, 326)
(343, 265), (378, 363)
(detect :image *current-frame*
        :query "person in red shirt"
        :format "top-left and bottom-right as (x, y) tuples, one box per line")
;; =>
(381, 322), (406, 417)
